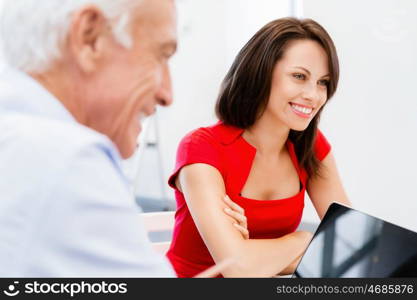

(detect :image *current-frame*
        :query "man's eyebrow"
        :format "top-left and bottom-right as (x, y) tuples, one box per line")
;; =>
(293, 66), (330, 78)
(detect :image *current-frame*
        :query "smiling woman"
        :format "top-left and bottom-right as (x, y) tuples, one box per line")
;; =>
(166, 17), (351, 277)
(216, 18), (339, 178)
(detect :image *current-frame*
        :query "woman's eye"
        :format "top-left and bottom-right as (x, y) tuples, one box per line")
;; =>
(318, 79), (329, 87)
(293, 73), (305, 80)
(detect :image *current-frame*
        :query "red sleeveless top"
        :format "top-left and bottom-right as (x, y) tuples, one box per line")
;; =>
(166, 122), (331, 277)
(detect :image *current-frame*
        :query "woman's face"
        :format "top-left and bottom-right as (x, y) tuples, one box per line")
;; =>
(262, 39), (330, 131)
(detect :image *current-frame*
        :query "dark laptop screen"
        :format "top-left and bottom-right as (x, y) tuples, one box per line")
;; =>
(293, 203), (417, 277)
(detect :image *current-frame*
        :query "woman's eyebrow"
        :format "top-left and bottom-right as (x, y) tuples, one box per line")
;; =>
(293, 66), (311, 75)
(293, 66), (329, 78)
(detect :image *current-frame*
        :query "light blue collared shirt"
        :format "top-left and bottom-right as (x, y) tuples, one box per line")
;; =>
(0, 67), (174, 277)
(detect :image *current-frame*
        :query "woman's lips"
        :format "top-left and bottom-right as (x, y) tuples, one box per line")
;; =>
(290, 102), (313, 118)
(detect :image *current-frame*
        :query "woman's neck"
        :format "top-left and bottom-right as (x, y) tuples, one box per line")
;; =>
(242, 115), (290, 156)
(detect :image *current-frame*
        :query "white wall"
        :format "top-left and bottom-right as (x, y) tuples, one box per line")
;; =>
(0, 0), (4, 71)
(301, 0), (417, 231)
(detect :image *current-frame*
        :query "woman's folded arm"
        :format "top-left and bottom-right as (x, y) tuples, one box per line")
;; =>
(176, 163), (312, 277)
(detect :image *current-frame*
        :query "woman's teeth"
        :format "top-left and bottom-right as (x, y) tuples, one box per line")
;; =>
(291, 103), (312, 114)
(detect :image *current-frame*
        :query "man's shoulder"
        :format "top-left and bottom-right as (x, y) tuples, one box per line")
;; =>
(0, 112), (119, 162)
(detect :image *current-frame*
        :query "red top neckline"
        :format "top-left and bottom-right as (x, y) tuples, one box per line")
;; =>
(211, 121), (305, 203)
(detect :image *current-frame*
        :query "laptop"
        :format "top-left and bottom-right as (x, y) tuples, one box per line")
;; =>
(293, 202), (417, 277)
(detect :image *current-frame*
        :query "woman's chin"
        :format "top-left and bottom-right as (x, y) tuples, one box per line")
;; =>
(289, 122), (310, 132)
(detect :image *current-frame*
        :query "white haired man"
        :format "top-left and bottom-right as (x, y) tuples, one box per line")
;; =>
(0, 0), (246, 277)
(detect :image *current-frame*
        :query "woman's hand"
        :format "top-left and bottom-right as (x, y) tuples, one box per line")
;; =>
(222, 195), (249, 239)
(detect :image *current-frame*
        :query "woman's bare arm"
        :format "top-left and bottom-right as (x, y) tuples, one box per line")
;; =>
(176, 163), (312, 277)
(307, 151), (352, 220)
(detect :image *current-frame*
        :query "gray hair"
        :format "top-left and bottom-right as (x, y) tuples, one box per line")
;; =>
(0, 0), (142, 73)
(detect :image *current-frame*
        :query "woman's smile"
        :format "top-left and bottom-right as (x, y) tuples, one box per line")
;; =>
(289, 102), (313, 118)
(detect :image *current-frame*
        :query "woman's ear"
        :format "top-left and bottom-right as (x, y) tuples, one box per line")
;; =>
(67, 5), (110, 73)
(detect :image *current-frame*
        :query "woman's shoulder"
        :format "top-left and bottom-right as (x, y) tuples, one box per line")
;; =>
(180, 121), (241, 147)
(170, 123), (228, 187)
(314, 129), (331, 161)
(179, 125), (218, 148)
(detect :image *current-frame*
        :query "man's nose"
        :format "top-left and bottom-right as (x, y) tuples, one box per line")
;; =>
(155, 68), (173, 107)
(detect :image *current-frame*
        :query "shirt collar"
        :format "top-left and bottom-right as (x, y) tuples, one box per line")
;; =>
(0, 66), (76, 123)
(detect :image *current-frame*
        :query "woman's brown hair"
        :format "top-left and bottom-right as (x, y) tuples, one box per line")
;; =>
(215, 17), (339, 178)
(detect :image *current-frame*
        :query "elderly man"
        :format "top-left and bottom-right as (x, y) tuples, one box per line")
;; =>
(0, 0), (243, 277)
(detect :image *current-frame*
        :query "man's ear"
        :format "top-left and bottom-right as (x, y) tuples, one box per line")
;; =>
(67, 5), (110, 73)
